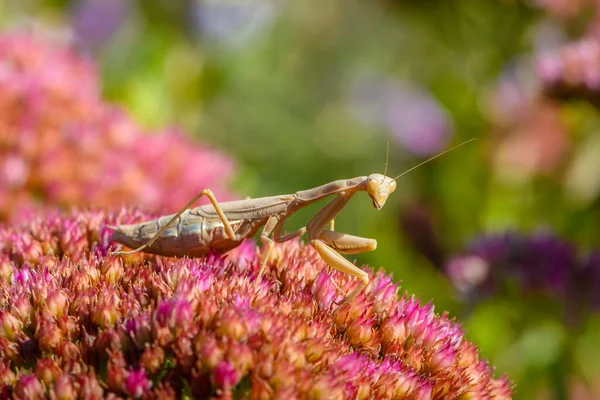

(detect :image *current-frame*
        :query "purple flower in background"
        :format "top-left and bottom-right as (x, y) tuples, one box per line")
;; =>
(0, 207), (512, 398)
(70, 0), (131, 51)
(575, 252), (600, 311)
(191, 0), (274, 47)
(445, 231), (600, 316)
(347, 75), (453, 156)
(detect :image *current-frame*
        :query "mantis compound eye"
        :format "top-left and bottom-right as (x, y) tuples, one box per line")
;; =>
(366, 178), (380, 197)
(387, 179), (397, 194)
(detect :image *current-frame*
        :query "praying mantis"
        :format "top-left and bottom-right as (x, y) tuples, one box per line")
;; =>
(109, 139), (474, 313)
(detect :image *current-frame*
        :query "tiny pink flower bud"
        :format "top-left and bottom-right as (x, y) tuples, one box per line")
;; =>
(124, 368), (152, 399)
(95, 329), (123, 355)
(77, 372), (104, 399)
(404, 347), (425, 372)
(304, 338), (326, 363)
(458, 342), (479, 369)
(58, 342), (81, 360)
(1, 311), (22, 341)
(432, 378), (453, 399)
(34, 358), (61, 385)
(370, 272), (398, 314)
(491, 375), (513, 399)
(153, 382), (177, 399)
(13, 296), (33, 325)
(140, 346), (165, 375)
(427, 342), (456, 371)
(197, 298), (218, 325)
(152, 323), (173, 346)
(92, 302), (119, 328)
(345, 313), (375, 348)
(381, 315), (407, 351)
(215, 308), (249, 341)
(45, 290), (68, 318)
(313, 271), (337, 309)
(196, 336), (224, 370)
(392, 372), (421, 398)
(344, 293), (373, 323)
(212, 360), (239, 390)
(100, 257), (123, 282)
(0, 362), (16, 386)
(35, 318), (63, 353)
(70, 271), (94, 292)
(413, 381), (434, 400)
(227, 343), (254, 375)
(0, 337), (21, 364)
(56, 315), (79, 340)
(14, 374), (44, 400)
(355, 377), (372, 400)
(124, 315), (152, 345)
(173, 335), (195, 371)
(269, 361), (296, 390)
(282, 343), (306, 368)
(155, 297), (194, 335)
(106, 351), (127, 391)
(0, 260), (13, 280)
(52, 375), (76, 400)
(309, 374), (344, 400)
(20, 237), (44, 264)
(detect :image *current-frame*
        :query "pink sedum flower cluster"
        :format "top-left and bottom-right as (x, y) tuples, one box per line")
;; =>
(0, 208), (512, 399)
(530, 0), (591, 18)
(536, 37), (600, 105)
(0, 32), (234, 222)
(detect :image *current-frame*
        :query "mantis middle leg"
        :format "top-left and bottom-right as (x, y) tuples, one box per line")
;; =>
(255, 215), (308, 284)
(255, 215), (336, 283)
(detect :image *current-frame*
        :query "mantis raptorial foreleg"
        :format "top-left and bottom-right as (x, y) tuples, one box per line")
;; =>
(310, 240), (370, 310)
(305, 192), (377, 312)
(112, 189), (237, 255)
(318, 231), (377, 255)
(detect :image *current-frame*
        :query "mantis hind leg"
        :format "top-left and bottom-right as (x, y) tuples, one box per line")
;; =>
(111, 188), (237, 255)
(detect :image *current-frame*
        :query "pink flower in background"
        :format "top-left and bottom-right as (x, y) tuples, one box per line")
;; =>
(0, 207), (513, 399)
(0, 32), (235, 222)
(536, 36), (600, 105)
(487, 63), (569, 181)
(532, 0), (590, 18)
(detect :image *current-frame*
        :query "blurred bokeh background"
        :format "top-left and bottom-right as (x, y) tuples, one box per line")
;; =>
(2, 0), (600, 398)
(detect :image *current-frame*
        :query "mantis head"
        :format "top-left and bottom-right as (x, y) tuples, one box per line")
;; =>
(365, 139), (476, 211)
(366, 174), (397, 210)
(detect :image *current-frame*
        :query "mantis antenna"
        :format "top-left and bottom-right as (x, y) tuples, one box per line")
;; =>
(384, 141), (390, 177)
(393, 138), (476, 181)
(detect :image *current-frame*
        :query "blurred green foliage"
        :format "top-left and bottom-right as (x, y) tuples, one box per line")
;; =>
(3, 0), (600, 398)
